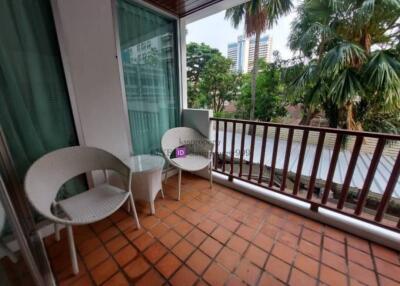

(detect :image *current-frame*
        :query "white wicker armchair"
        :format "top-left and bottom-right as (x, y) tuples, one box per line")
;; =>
(24, 146), (140, 275)
(161, 127), (214, 200)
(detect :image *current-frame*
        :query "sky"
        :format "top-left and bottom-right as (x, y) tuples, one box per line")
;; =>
(186, 2), (300, 60)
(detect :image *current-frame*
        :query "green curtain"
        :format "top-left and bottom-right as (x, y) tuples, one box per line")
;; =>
(117, 0), (180, 155)
(0, 0), (85, 235)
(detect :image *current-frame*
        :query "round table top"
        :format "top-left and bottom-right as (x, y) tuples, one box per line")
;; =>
(126, 155), (165, 173)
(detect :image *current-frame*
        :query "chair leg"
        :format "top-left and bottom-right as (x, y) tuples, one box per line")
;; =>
(129, 194), (141, 229)
(160, 186), (165, 199)
(209, 162), (213, 189)
(126, 200), (131, 213)
(177, 169), (182, 201)
(164, 162), (169, 183)
(54, 223), (61, 242)
(150, 201), (155, 215)
(67, 225), (79, 275)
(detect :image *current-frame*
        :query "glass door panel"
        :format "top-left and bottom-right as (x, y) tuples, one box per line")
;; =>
(117, 0), (180, 155)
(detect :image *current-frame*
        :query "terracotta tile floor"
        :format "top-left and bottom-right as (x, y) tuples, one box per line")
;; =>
(45, 173), (400, 286)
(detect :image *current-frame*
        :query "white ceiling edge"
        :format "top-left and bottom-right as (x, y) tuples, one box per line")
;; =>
(183, 0), (250, 24)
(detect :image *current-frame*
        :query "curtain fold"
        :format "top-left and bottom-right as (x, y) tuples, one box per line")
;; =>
(0, 0), (85, 235)
(117, 0), (180, 155)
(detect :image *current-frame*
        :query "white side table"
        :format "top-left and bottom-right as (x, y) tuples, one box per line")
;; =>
(126, 155), (165, 215)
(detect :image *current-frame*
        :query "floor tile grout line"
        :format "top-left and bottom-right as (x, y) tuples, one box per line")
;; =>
(132, 185), (226, 284)
(287, 225), (306, 285)
(255, 210), (295, 285)
(174, 183), (272, 286)
(92, 215), (141, 285)
(316, 233), (325, 286)
(344, 236), (351, 286)
(369, 241), (382, 286)
(181, 187), (248, 285)
(253, 215), (271, 286)
(104, 208), (174, 284)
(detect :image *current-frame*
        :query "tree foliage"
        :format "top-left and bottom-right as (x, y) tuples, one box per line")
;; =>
(226, 0), (293, 125)
(237, 60), (287, 121)
(187, 43), (221, 107)
(186, 42), (241, 113)
(288, 0), (400, 132)
(200, 55), (242, 113)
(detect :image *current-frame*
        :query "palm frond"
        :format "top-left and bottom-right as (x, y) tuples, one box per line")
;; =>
(328, 68), (365, 104)
(322, 43), (367, 76)
(328, 0), (348, 12)
(225, 4), (246, 29)
(364, 50), (400, 108)
(263, 0), (294, 27)
(380, 0), (400, 9)
(291, 60), (319, 89)
(353, 0), (375, 27)
(297, 22), (336, 56)
(304, 79), (325, 105)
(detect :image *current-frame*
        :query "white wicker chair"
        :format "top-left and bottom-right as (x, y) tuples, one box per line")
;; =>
(161, 127), (214, 200)
(24, 146), (140, 275)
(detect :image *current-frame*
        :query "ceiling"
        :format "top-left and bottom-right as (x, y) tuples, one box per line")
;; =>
(143, 0), (224, 17)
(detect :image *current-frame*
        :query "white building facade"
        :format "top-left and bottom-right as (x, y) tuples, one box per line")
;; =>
(227, 35), (273, 73)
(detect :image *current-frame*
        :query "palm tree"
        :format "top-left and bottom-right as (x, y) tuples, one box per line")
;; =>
(288, 0), (400, 131)
(225, 0), (293, 127)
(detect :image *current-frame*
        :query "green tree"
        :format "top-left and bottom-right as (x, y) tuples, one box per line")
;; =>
(288, 0), (400, 132)
(187, 43), (221, 107)
(200, 54), (242, 113)
(225, 0), (293, 125)
(237, 60), (287, 121)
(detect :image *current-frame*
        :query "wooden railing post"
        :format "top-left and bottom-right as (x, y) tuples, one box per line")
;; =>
(239, 123), (246, 178)
(354, 138), (385, 215)
(214, 120), (219, 169)
(375, 151), (400, 222)
(280, 128), (294, 192)
(230, 122), (236, 177)
(293, 130), (309, 195)
(258, 126), (268, 184)
(307, 131), (325, 199)
(269, 127), (280, 188)
(337, 136), (363, 210)
(222, 121), (227, 173)
(322, 133), (343, 204)
(248, 123), (256, 181)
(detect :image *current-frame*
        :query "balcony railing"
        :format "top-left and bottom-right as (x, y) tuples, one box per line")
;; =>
(210, 117), (400, 232)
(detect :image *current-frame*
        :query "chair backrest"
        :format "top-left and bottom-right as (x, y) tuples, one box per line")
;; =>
(24, 146), (129, 222)
(161, 127), (206, 158)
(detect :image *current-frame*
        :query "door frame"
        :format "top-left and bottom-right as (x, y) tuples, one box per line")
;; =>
(111, 0), (184, 155)
(0, 129), (53, 286)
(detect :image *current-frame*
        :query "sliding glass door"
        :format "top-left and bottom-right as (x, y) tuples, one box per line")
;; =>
(0, 0), (85, 284)
(117, 0), (180, 155)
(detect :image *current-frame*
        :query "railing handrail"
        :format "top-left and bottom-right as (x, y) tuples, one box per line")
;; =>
(210, 117), (400, 140)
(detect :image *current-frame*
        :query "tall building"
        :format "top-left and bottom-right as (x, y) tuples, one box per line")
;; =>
(227, 35), (273, 73)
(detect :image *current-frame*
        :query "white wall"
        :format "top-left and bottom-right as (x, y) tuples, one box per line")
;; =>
(182, 109), (213, 138)
(183, 0), (250, 24)
(52, 0), (131, 163)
